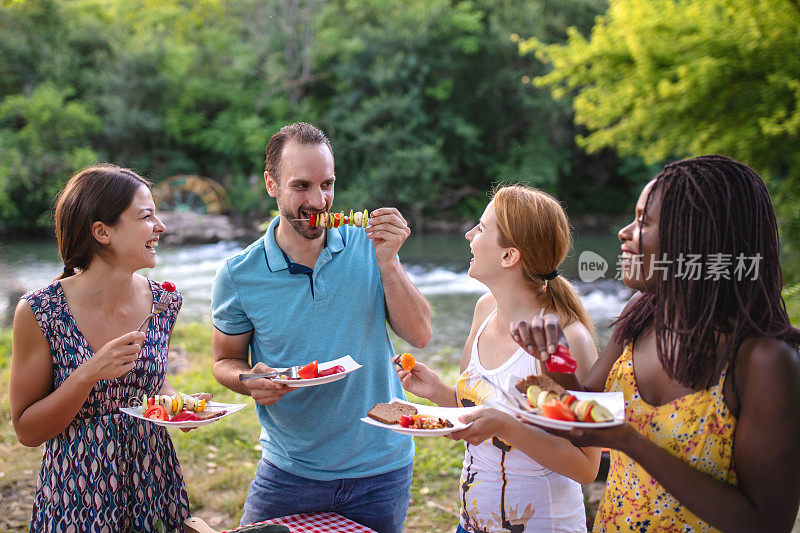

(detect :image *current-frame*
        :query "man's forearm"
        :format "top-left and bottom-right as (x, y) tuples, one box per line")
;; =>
(212, 357), (254, 396)
(380, 259), (432, 348)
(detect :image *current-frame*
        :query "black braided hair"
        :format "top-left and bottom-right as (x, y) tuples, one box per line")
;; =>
(613, 155), (800, 389)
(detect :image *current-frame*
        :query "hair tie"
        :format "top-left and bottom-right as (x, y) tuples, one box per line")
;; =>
(543, 269), (560, 281)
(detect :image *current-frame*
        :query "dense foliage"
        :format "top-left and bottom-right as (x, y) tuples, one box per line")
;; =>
(1, 0), (797, 248)
(525, 0), (800, 254)
(1, 0), (650, 233)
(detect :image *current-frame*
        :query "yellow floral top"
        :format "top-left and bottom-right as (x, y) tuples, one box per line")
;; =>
(595, 344), (737, 532)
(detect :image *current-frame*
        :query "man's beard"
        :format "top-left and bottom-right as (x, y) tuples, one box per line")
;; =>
(278, 201), (325, 240)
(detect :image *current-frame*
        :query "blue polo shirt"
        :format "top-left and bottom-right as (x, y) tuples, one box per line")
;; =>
(211, 217), (413, 480)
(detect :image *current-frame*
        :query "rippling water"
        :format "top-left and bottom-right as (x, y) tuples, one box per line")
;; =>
(0, 234), (631, 361)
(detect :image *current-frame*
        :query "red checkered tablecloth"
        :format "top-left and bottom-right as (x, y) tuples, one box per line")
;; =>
(228, 512), (376, 532)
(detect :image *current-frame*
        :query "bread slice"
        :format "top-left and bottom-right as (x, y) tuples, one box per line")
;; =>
(196, 410), (227, 420)
(515, 374), (567, 396)
(367, 402), (418, 425)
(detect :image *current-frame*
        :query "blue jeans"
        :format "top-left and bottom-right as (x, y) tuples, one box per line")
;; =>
(240, 459), (413, 533)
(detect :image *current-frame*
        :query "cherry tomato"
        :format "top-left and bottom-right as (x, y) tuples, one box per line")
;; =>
(399, 353), (415, 372)
(541, 399), (577, 422)
(398, 415), (413, 428)
(317, 365), (345, 377)
(298, 360), (319, 379)
(144, 404), (169, 421)
(160, 281), (176, 292)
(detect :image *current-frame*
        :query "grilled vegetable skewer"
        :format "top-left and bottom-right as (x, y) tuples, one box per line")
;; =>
(293, 209), (371, 229)
(524, 384), (614, 423)
(141, 393), (208, 418)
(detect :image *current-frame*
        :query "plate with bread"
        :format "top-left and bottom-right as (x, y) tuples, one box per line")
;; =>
(505, 375), (625, 430)
(121, 399), (248, 429)
(361, 399), (479, 436)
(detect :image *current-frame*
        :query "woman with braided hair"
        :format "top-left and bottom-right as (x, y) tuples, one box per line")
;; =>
(512, 155), (800, 531)
(397, 184), (601, 532)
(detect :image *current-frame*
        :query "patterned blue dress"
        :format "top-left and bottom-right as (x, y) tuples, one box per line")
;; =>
(23, 279), (190, 532)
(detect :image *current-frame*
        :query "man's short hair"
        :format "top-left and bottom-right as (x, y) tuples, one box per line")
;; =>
(265, 122), (334, 183)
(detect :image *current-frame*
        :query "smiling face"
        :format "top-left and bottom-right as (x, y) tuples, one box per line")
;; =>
(465, 201), (509, 283)
(618, 179), (662, 292)
(102, 185), (166, 270)
(266, 140), (334, 240)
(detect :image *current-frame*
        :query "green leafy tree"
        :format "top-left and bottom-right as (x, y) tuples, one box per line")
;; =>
(316, 0), (618, 225)
(0, 83), (100, 228)
(525, 0), (800, 241)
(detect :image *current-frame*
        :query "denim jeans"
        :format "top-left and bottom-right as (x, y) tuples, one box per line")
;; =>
(240, 459), (413, 533)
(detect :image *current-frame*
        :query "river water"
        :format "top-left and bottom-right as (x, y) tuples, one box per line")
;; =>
(0, 232), (631, 363)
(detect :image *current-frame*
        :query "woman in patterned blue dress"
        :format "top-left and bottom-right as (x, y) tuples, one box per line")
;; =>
(10, 165), (194, 532)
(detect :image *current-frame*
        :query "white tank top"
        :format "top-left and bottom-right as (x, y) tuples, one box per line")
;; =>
(456, 309), (587, 532)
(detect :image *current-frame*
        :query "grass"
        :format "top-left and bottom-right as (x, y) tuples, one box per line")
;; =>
(0, 322), (467, 532)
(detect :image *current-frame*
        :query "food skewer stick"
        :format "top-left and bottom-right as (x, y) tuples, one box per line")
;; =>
(290, 209), (370, 229)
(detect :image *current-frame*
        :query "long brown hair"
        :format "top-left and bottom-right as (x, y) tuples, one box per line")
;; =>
(493, 185), (594, 335)
(54, 164), (151, 280)
(613, 155), (800, 388)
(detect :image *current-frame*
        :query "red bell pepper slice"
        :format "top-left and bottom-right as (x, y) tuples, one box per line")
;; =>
(317, 365), (345, 377)
(170, 410), (201, 422)
(309, 213), (318, 228)
(545, 344), (578, 374)
(298, 360), (319, 379)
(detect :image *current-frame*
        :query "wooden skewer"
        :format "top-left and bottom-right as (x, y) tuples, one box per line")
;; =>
(184, 517), (218, 533)
(184, 517), (291, 533)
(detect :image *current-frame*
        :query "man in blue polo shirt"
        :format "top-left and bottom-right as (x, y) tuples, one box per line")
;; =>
(211, 122), (432, 532)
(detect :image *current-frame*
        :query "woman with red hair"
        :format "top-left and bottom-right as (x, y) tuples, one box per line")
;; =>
(398, 184), (600, 532)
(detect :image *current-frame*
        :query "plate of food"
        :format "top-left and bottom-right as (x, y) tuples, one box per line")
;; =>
(360, 398), (478, 437)
(121, 393), (247, 429)
(260, 355), (362, 388)
(506, 375), (625, 430)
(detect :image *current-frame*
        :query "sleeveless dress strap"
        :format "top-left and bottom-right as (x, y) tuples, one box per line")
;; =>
(470, 308), (497, 363)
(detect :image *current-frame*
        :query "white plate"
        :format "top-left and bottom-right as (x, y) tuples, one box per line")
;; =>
(120, 401), (248, 429)
(360, 398), (479, 437)
(510, 390), (625, 430)
(271, 355), (362, 388)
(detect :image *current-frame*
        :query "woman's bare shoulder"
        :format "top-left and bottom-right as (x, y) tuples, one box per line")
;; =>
(737, 336), (800, 382)
(471, 292), (496, 323)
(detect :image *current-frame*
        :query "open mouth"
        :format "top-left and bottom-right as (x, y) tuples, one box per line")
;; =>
(298, 209), (325, 224)
(145, 239), (159, 251)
